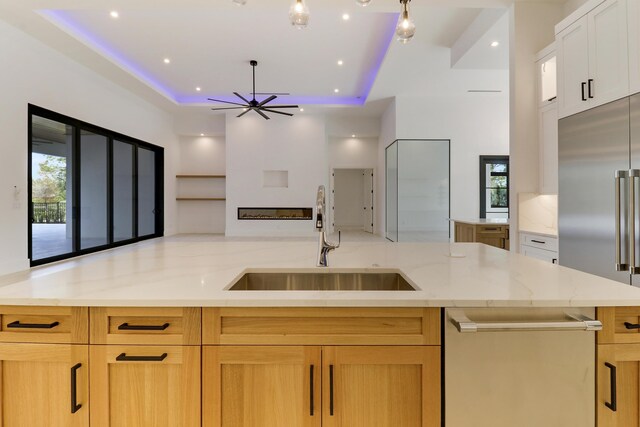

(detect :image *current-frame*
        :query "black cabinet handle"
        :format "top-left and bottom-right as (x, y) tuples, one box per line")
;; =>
(116, 353), (168, 362)
(118, 322), (169, 331)
(329, 364), (334, 416)
(547, 96), (557, 102)
(588, 79), (594, 99)
(531, 240), (546, 244)
(605, 362), (617, 411)
(310, 365), (314, 416)
(624, 322), (640, 329)
(7, 320), (59, 329)
(552, 258), (558, 264)
(581, 82), (587, 101)
(71, 363), (82, 414)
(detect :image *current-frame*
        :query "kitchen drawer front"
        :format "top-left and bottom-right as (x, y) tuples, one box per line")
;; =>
(203, 307), (440, 346)
(520, 244), (559, 264)
(476, 225), (508, 236)
(0, 306), (87, 344)
(90, 307), (201, 345)
(597, 307), (640, 344)
(520, 233), (559, 251)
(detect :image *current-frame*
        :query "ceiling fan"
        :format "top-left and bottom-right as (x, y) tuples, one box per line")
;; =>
(208, 60), (298, 120)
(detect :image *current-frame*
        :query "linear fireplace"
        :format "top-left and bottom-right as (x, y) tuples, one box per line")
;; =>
(238, 207), (313, 220)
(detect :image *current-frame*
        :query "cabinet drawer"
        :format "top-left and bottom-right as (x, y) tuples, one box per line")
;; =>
(521, 233), (558, 251)
(476, 225), (507, 235)
(0, 306), (87, 344)
(520, 244), (559, 263)
(90, 307), (201, 345)
(597, 307), (640, 344)
(203, 307), (440, 346)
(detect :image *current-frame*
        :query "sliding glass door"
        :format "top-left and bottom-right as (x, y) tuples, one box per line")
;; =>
(29, 105), (163, 266)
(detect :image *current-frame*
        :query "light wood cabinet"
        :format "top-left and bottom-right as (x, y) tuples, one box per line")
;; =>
(454, 221), (510, 250)
(630, 0), (640, 94)
(203, 345), (440, 427)
(0, 343), (89, 426)
(90, 345), (201, 427)
(597, 343), (640, 426)
(557, 0), (629, 118)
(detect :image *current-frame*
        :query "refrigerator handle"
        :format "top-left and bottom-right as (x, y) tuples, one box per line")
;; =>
(629, 170), (640, 274)
(616, 171), (629, 271)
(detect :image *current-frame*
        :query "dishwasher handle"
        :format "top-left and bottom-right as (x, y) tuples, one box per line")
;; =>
(449, 311), (602, 333)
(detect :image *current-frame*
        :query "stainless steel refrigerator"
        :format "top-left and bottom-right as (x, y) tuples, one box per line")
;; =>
(559, 93), (640, 285)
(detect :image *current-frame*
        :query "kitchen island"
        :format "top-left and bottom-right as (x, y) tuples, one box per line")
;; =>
(0, 236), (638, 427)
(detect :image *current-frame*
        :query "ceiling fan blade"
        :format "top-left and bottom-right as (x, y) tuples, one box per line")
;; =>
(258, 95), (277, 107)
(210, 107), (247, 111)
(254, 108), (270, 120)
(233, 92), (252, 104)
(237, 108), (252, 118)
(261, 108), (294, 117)
(207, 98), (246, 107)
(254, 92), (290, 96)
(261, 105), (299, 109)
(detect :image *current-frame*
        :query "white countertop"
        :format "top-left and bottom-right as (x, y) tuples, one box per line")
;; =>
(0, 236), (639, 307)
(451, 218), (510, 226)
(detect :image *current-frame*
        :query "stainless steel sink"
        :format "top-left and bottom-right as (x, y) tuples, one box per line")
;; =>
(228, 271), (416, 291)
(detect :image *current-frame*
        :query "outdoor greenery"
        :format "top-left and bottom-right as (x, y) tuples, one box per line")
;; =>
(32, 155), (66, 203)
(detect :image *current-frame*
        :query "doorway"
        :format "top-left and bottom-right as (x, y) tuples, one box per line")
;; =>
(330, 169), (374, 234)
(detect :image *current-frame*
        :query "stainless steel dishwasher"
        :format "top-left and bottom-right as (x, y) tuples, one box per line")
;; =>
(445, 308), (599, 427)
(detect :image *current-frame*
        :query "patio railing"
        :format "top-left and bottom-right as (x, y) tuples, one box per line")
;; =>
(33, 202), (66, 224)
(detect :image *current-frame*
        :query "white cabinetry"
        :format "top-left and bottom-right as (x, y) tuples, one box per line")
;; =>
(630, 0), (640, 94)
(520, 232), (558, 263)
(556, 0), (629, 118)
(539, 104), (558, 194)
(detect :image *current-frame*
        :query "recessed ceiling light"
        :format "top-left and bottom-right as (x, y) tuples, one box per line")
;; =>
(491, 41), (499, 47)
(196, 87), (201, 92)
(200, 133), (204, 136)
(342, 13), (350, 20)
(337, 60), (344, 66)
(334, 88), (340, 93)
(163, 58), (171, 64)
(351, 134), (356, 138)
(110, 11), (119, 18)
(300, 108), (305, 112)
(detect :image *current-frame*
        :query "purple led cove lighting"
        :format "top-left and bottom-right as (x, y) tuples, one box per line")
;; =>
(359, 13), (398, 104)
(39, 9), (178, 103)
(39, 9), (399, 107)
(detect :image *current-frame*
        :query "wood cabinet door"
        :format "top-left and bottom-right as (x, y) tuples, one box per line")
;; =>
(203, 346), (321, 427)
(598, 343), (640, 426)
(557, 15), (590, 118)
(587, 0), (629, 109)
(629, 0), (640, 94)
(90, 345), (200, 427)
(0, 343), (88, 426)
(322, 346), (440, 427)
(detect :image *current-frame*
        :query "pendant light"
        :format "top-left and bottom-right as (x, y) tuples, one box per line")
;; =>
(355, 0), (372, 6)
(396, 0), (416, 44)
(289, 0), (310, 29)
(231, 0), (247, 5)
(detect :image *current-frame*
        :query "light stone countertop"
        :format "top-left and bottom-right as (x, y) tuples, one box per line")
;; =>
(450, 218), (510, 226)
(0, 236), (639, 307)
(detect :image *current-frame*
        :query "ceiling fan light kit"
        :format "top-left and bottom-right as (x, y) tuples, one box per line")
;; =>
(208, 60), (299, 120)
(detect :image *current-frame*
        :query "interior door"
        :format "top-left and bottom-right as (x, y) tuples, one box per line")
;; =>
(559, 97), (630, 284)
(363, 169), (373, 233)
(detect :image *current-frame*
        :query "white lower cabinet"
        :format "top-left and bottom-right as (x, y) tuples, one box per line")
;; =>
(520, 232), (558, 263)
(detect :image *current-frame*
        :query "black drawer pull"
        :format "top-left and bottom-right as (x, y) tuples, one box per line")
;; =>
(116, 353), (168, 362)
(118, 322), (170, 331)
(588, 79), (594, 99)
(7, 320), (59, 329)
(310, 365), (314, 416)
(605, 362), (617, 411)
(624, 322), (640, 329)
(531, 240), (546, 244)
(581, 82), (587, 101)
(329, 364), (334, 416)
(71, 363), (82, 414)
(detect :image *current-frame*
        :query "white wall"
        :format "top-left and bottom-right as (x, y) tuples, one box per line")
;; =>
(329, 137), (378, 169)
(0, 19), (178, 275)
(394, 93), (509, 237)
(177, 135), (226, 234)
(377, 100), (397, 238)
(225, 113), (327, 236)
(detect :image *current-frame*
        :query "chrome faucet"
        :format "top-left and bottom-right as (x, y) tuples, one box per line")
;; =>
(315, 185), (340, 267)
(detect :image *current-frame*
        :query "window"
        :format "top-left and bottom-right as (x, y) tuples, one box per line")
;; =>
(479, 155), (509, 219)
(28, 105), (164, 266)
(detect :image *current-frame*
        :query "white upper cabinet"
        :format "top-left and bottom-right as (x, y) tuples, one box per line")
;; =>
(630, 0), (640, 94)
(557, 16), (591, 117)
(539, 103), (559, 194)
(556, 0), (629, 118)
(537, 46), (557, 108)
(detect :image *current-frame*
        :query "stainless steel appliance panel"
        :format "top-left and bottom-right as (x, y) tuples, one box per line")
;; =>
(630, 94), (640, 286)
(559, 98), (630, 284)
